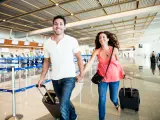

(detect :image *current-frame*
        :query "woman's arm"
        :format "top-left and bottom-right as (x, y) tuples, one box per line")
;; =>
(82, 49), (99, 75)
(114, 47), (120, 61)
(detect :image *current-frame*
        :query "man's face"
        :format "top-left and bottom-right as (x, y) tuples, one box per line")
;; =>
(53, 18), (66, 35)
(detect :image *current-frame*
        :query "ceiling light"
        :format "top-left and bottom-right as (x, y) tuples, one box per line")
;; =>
(71, 13), (73, 16)
(3, 19), (6, 22)
(55, 3), (59, 6)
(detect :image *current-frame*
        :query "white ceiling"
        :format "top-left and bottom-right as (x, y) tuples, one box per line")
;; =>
(0, 0), (160, 47)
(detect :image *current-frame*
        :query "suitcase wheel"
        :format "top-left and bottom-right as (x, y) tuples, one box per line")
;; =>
(135, 108), (139, 112)
(120, 106), (124, 110)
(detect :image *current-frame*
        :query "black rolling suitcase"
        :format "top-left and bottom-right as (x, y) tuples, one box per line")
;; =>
(36, 85), (60, 118)
(119, 77), (140, 111)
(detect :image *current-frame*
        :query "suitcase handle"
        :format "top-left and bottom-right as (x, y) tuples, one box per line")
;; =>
(36, 84), (55, 104)
(123, 74), (133, 96)
(36, 84), (45, 88)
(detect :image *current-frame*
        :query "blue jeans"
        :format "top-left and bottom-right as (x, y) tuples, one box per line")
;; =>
(98, 81), (120, 120)
(52, 77), (77, 120)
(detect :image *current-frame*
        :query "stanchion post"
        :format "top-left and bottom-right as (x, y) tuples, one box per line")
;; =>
(12, 66), (16, 117)
(18, 63), (21, 88)
(4, 65), (7, 83)
(5, 66), (23, 120)
(34, 66), (35, 76)
(25, 69), (28, 87)
(25, 69), (28, 79)
(18, 70), (21, 89)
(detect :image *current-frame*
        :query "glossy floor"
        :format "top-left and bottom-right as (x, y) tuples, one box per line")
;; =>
(0, 56), (160, 120)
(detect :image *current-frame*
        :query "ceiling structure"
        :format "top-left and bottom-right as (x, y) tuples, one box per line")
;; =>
(0, 0), (160, 47)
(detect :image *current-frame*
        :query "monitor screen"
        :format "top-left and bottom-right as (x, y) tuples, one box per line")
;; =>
(2, 48), (9, 52)
(38, 43), (43, 46)
(24, 41), (29, 45)
(12, 40), (18, 45)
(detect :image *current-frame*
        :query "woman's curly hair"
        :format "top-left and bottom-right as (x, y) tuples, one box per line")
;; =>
(95, 31), (119, 49)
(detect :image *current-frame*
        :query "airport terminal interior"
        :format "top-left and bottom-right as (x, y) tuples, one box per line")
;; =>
(0, 0), (160, 120)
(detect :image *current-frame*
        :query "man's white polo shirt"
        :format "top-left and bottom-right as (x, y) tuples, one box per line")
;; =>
(43, 34), (80, 80)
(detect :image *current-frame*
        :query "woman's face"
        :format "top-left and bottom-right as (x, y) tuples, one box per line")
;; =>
(99, 33), (109, 45)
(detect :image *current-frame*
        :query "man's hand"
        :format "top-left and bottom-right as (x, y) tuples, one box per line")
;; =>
(76, 73), (84, 82)
(38, 79), (44, 87)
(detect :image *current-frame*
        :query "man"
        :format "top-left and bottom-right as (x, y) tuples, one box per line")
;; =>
(38, 15), (84, 120)
(150, 51), (156, 63)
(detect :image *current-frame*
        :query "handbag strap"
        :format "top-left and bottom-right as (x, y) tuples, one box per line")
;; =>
(104, 46), (114, 76)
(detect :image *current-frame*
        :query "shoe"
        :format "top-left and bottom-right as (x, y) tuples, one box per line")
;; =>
(75, 115), (78, 120)
(115, 104), (120, 111)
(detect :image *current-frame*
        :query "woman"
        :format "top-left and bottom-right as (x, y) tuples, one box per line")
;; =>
(79, 31), (129, 120)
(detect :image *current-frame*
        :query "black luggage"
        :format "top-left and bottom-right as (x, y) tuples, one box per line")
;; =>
(36, 85), (60, 118)
(119, 77), (140, 111)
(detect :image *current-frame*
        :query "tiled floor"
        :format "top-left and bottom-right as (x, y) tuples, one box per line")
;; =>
(0, 57), (160, 120)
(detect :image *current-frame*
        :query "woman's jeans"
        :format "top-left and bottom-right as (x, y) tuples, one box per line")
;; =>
(98, 81), (120, 120)
(52, 77), (77, 120)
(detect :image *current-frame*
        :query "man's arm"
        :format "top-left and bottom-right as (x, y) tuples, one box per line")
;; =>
(75, 52), (84, 79)
(38, 58), (50, 87)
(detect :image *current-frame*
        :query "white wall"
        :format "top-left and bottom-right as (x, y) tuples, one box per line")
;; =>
(136, 35), (160, 56)
(135, 21), (160, 57)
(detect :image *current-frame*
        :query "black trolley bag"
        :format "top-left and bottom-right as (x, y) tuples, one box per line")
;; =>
(119, 76), (140, 111)
(36, 84), (60, 118)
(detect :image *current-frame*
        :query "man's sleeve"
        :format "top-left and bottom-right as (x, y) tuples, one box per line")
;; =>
(72, 38), (80, 54)
(43, 43), (50, 58)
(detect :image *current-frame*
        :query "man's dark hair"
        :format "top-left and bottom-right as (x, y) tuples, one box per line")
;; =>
(53, 15), (66, 25)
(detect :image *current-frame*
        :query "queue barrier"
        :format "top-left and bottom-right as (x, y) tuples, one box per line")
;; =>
(0, 79), (51, 93)
(0, 66), (51, 120)
(0, 65), (42, 71)
(0, 55), (92, 65)
(0, 62), (81, 120)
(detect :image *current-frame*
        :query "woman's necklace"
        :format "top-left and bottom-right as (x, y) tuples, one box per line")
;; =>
(106, 51), (110, 57)
(101, 48), (110, 57)
(105, 47), (110, 57)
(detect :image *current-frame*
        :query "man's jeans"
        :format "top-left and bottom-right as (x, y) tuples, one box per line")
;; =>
(52, 77), (77, 120)
(98, 81), (120, 120)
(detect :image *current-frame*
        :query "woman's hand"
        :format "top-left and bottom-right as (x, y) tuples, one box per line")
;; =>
(124, 74), (132, 80)
(76, 73), (84, 82)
